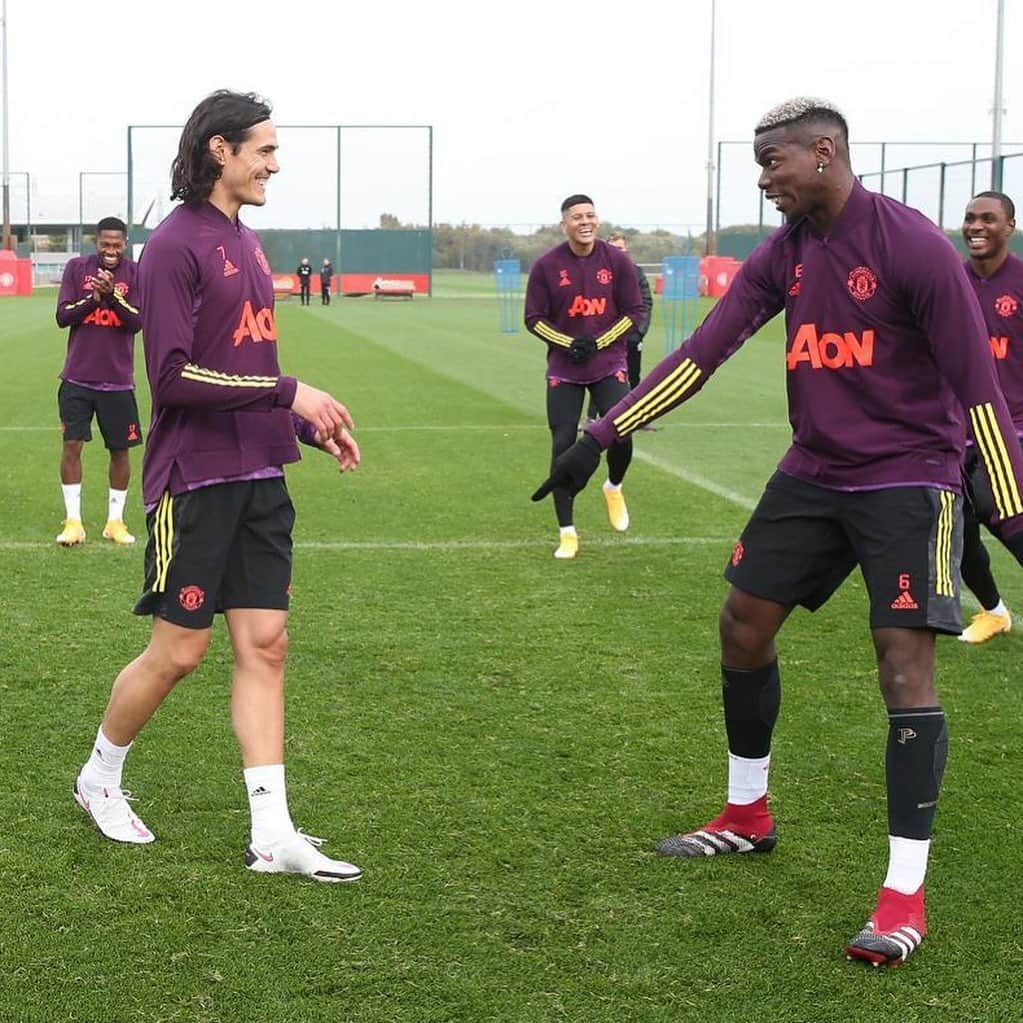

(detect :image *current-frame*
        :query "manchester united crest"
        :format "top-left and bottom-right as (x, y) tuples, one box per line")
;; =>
(995, 293), (1019, 317)
(178, 585), (206, 612)
(847, 266), (878, 301)
(254, 247), (272, 276)
(596, 268), (613, 285)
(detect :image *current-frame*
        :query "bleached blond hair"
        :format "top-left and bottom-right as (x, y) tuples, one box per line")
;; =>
(755, 98), (848, 143)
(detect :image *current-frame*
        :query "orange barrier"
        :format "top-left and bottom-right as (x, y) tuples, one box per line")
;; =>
(699, 256), (741, 298)
(0, 250), (33, 296)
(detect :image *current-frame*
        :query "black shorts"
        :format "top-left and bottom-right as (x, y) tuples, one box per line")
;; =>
(724, 471), (963, 634)
(133, 478), (295, 630)
(58, 381), (142, 449)
(547, 371), (631, 428)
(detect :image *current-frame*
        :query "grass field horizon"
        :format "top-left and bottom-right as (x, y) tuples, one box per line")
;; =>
(2, 280), (1022, 1022)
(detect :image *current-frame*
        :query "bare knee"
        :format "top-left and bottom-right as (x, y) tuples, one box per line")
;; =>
(145, 625), (211, 684)
(238, 626), (289, 676)
(874, 628), (937, 708)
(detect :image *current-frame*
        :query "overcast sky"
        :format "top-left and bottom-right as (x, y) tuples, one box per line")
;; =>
(3, 0), (1020, 233)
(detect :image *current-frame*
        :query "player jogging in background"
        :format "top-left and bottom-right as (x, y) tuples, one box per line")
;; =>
(534, 98), (1023, 966)
(958, 190), (1023, 643)
(525, 194), (645, 559)
(55, 216), (142, 547)
(73, 90), (363, 883)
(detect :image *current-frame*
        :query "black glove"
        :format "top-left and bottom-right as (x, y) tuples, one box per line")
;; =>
(531, 433), (602, 501)
(568, 336), (597, 364)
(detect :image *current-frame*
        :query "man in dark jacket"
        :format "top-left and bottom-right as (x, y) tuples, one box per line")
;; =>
(296, 257), (312, 305)
(320, 258), (334, 305)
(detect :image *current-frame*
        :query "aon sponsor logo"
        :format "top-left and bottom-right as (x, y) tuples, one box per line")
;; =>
(232, 301), (278, 346)
(786, 323), (874, 370)
(567, 295), (607, 317)
(83, 307), (123, 328)
(989, 335), (1010, 359)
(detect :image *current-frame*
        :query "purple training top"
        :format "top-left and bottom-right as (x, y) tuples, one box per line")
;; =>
(137, 201), (309, 507)
(524, 239), (645, 384)
(56, 253), (141, 390)
(588, 181), (1023, 529)
(965, 251), (1023, 432)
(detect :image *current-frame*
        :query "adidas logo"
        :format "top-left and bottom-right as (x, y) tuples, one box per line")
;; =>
(223, 259), (239, 277)
(249, 785), (271, 797)
(890, 590), (919, 610)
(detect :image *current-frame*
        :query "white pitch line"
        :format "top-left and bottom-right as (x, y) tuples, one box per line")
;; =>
(0, 421), (788, 433)
(0, 535), (731, 554)
(632, 449), (758, 510)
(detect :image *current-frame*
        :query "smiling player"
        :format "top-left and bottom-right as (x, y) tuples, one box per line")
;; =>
(55, 217), (142, 547)
(73, 91), (363, 883)
(534, 98), (1023, 965)
(958, 191), (1023, 642)
(525, 194), (644, 559)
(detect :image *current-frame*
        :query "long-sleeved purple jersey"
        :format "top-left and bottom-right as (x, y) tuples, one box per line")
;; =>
(56, 253), (141, 390)
(965, 252), (1023, 431)
(589, 182), (1023, 528)
(137, 202), (305, 507)
(524, 240), (645, 384)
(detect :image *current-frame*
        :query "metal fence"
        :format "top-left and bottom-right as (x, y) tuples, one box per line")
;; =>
(716, 140), (1023, 237)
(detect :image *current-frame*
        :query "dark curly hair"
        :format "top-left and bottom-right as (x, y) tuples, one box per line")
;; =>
(170, 90), (273, 203)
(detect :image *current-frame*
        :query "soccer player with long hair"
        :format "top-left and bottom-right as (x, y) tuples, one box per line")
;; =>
(73, 90), (363, 883)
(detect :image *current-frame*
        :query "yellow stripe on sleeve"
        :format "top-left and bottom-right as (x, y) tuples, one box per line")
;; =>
(969, 403), (1023, 519)
(595, 316), (632, 349)
(112, 291), (140, 316)
(534, 321), (573, 347)
(612, 360), (703, 435)
(180, 363), (280, 388)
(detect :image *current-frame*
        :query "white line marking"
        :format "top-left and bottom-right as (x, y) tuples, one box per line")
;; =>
(0, 535), (731, 553)
(632, 449), (758, 510)
(0, 422), (788, 433)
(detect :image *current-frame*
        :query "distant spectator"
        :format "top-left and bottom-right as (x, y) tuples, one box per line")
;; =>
(320, 258), (334, 305)
(296, 257), (312, 305)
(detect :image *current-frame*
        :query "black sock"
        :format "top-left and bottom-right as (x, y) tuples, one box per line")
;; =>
(886, 707), (947, 840)
(721, 660), (781, 759)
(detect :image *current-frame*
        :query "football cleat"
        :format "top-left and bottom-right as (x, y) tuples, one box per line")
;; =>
(245, 830), (362, 883)
(73, 775), (155, 844)
(846, 886), (926, 967)
(56, 518), (86, 546)
(602, 483), (629, 532)
(657, 799), (776, 856)
(102, 520), (136, 545)
(958, 608), (1011, 644)
(554, 532), (579, 560)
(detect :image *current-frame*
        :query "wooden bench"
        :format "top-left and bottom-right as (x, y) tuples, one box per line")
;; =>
(372, 277), (415, 300)
(272, 274), (296, 300)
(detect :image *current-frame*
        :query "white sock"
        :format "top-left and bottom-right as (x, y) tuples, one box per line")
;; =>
(62, 483), (82, 521)
(988, 599), (1008, 616)
(883, 835), (930, 894)
(108, 488), (127, 522)
(603, 480), (622, 492)
(81, 727), (132, 790)
(559, 525), (577, 538)
(727, 752), (770, 805)
(244, 764), (295, 847)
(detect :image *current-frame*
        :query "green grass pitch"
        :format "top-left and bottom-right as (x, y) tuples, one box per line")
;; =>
(1, 272), (1022, 1022)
